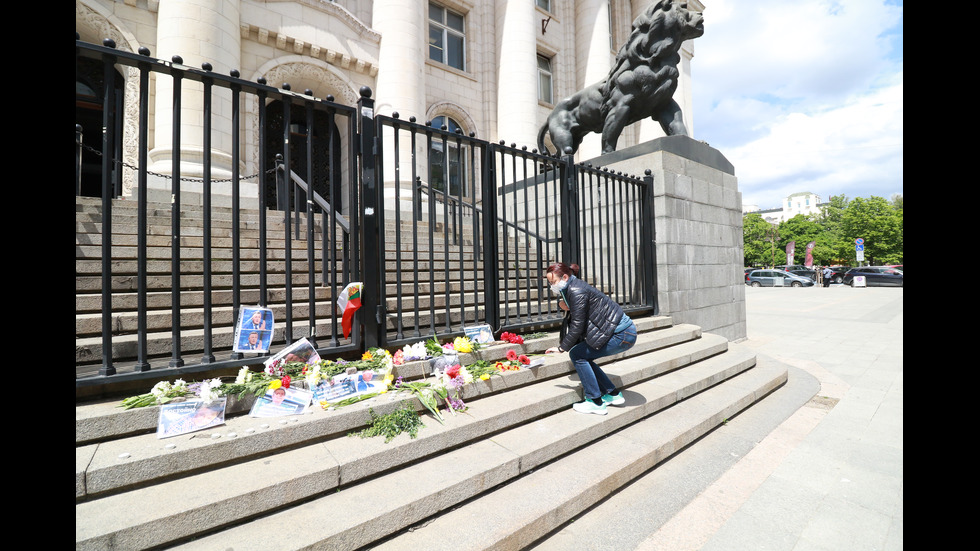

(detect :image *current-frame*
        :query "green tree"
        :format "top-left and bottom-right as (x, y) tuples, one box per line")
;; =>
(777, 214), (822, 265)
(839, 196), (903, 265)
(817, 195), (852, 265)
(742, 193), (903, 269)
(742, 212), (773, 267)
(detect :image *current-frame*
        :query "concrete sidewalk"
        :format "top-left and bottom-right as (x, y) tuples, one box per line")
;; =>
(640, 285), (903, 551)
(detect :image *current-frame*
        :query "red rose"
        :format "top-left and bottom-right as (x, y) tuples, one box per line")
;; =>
(518, 355), (530, 365)
(446, 364), (461, 379)
(282, 375), (291, 389)
(512, 335), (524, 344)
(506, 349), (518, 361)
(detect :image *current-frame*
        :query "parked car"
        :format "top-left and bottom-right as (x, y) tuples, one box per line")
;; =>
(843, 266), (903, 287)
(746, 269), (815, 287)
(787, 269), (816, 281)
(826, 266), (850, 284)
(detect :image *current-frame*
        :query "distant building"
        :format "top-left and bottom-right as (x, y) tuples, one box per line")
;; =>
(743, 192), (826, 224)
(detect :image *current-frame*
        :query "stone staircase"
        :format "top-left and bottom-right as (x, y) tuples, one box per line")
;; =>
(76, 193), (789, 549)
(75, 315), (787, 550)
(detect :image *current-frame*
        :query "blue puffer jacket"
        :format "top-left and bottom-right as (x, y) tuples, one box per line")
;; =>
(558, 276), (625, 351)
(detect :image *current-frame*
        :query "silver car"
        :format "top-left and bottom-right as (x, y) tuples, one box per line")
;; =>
(746, 269), (815, 287)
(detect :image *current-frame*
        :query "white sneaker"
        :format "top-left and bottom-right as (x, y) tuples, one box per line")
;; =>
(602, 392), (625, 406)
(572, 400), (608, 415)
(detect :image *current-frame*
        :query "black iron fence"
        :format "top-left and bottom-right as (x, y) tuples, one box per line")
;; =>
(74, 37), (657, 391)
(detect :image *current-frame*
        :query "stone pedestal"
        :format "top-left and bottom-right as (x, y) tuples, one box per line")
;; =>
(588, 136), (746, 341)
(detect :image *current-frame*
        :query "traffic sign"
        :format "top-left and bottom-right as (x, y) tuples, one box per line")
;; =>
(855, 238), (864, 245)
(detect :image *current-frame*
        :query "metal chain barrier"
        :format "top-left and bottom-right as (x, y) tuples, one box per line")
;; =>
(77, 138), (273, 183)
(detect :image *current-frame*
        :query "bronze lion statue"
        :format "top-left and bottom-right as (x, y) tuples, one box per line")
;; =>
(537, 0), (704, 156)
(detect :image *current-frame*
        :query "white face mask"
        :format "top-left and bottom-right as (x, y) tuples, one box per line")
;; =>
(550, 276), (569, 295)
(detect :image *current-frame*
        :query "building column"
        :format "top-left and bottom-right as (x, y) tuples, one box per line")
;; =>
(373, 0), (426, 198)
(495, 0), (538, 148)
(149, 0), (241, 186)
(576, 0), (612, 159)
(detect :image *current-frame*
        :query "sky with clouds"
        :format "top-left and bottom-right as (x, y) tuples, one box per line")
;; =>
(690, 0), (903, 210)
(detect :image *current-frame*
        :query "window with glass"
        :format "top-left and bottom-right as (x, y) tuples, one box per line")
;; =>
(429, 116), (468, 198)
(536, 0), (552, 12)
(538, 54), (554, 104)
(429, 3), (466, 71)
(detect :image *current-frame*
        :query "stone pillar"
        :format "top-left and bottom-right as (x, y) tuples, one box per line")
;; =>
(495, 0), (538, 148)
(373, 0), (427, 121)
(575, 0), (612, 159)
(594, 136), (746, 342)
(373, 0), (427, 213)
(149, 0), (241, 192)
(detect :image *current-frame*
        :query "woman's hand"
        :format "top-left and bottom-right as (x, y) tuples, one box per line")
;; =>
(546, 346), (561, 354)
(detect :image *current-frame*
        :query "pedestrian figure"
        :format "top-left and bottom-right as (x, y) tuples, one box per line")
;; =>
(544, 262), (637, 415)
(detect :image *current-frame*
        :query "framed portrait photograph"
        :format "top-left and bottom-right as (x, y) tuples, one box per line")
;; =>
(264, 337), (320, 370)
(249, 386), (313, 418)
(233, 307), (274, 353)
(156, 398), (227, 439)
(311, 367), (386, 404)
(464, 324), (495, 344)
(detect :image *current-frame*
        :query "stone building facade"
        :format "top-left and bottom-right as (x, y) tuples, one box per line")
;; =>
(75, 0), (701, 205)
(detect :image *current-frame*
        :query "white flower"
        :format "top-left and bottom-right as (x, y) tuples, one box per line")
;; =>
(403, 342), (428, 361)
(235, 367), (253, 385)
(150, 381), (171, 399)
(197, 378), (224, 403)
(305, 364), (323, 386)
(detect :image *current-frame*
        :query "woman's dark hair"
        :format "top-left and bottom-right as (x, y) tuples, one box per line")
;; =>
(546, 262), (580, 278)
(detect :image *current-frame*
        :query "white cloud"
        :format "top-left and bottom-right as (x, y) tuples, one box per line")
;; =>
(692, 0), (903, 209)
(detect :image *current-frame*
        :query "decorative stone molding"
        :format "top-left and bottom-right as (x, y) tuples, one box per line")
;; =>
(426, 101), (480, 139)
(241, 24), (377, 76)
(263, 0), (381, 41)
(245, 59), (360, 176)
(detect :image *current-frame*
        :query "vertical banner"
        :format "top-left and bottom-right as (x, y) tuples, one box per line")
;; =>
(785, 241), (796, 266)
(804, 241), (816, 267)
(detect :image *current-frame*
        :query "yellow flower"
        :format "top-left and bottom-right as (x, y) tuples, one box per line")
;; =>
(480, 373), (490, 380)
(453, 336), (473, 353)
(268, 379), (282, 391)
(362, 350), (373, 361)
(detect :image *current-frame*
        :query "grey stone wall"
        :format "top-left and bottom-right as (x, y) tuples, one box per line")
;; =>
(588, 136), (747, 342)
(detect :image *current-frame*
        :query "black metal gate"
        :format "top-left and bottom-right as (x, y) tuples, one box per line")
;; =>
(74, 38), (656, 391)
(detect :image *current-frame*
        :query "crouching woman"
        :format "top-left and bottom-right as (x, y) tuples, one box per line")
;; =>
(544, 262), (637, 415)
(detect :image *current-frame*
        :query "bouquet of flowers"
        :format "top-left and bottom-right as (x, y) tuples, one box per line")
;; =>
(395, 379), (445, 424)
(119, 379), (193, 409)
(491, 350), (531, 372)
(401, 341), (429, 362)
(452, 336), (476, 354)
(120, 377), (227, 409)
(465, 360), (504, 380)
(499, 331), (524, 345)
(434, 363), (468, 415)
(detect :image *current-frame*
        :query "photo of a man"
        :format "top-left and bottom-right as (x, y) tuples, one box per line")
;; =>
(249, 387), (313, 418)
(233, 307), (274, 353)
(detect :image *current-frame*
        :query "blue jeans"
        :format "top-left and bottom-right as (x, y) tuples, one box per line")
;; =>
(568, 321), (637, 400)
